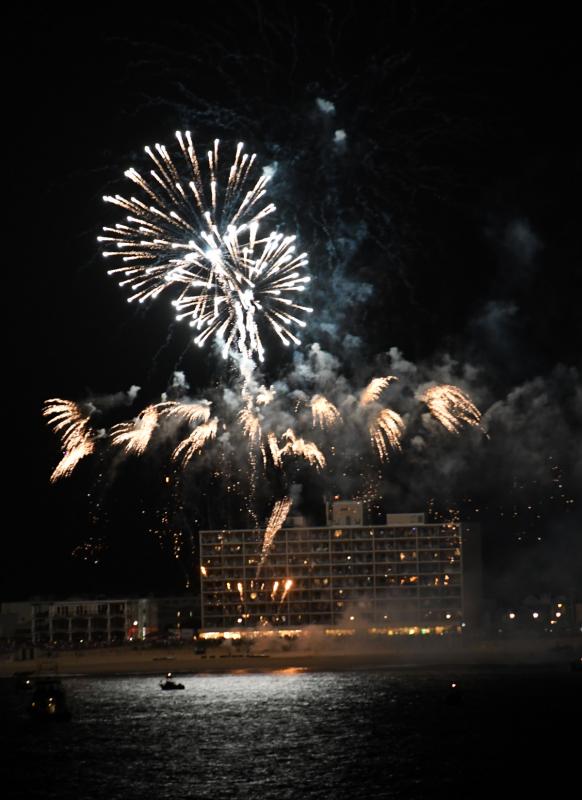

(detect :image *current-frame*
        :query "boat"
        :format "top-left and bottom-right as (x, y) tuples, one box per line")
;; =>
(445, 681), (464, 706)
(160, 672), (185, 690)
(12, 670), (34, 691)
(28, 678), (71, 721)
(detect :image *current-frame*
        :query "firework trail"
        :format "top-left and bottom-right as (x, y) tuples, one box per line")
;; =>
(172, 417), (219, 466)
(369, 408), (405, 461)
(100, 133), (312, 364)
(239, 406), (262, 444)
(421, 384), (481, 433)
(43, 399), (95, 482)
(360, 376), (398, 406)
(280, 578), (294, 603)
(310, 394), (342, 428)
(258, 496), (293, 574)
(110, 405), (159, 456)
(267, 432), (283, 467)
(280, 428), (326, 469)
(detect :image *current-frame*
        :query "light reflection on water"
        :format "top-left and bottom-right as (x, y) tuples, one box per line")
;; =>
(1, 667), (579, 800)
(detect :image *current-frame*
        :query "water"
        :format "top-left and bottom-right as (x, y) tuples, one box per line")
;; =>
(1, 665), (579, 799)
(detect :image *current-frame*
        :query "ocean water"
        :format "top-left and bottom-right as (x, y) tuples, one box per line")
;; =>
(1, 665), (580, 799)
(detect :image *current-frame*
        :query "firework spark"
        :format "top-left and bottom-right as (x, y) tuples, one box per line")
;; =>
(267, 432), (283, 467)
(43, 399), (95, 482)
(360, 376), (398, 406)
(370, 408), (405, 461)
(110, 405), (159, 456)
(172, 417), (218, 466)
(421, 384), (481, 433)
(310, 394), (342, 428)
(158, 401), (211, 425)
(280, 428), (326, 469)
(239, 407), (262, 444)
(258, 497), (293, 573)
(280, 578), (294, 603)
(100, 133), (312, 364)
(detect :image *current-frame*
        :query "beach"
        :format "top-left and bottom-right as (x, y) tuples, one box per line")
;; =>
(2, 635), (579, 677)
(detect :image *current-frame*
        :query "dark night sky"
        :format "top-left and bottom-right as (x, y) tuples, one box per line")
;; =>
(6, 3), (581, 601)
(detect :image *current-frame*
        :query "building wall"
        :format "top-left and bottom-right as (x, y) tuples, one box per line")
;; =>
(31, 598), (154, 644)
(0, 601), (33, 641)
(200, 523), (467, 632)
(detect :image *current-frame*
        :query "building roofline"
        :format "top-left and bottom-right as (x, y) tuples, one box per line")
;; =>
(200, 522), (461, 534)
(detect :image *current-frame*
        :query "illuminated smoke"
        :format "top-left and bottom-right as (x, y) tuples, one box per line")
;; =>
(256, 385), (276, 406)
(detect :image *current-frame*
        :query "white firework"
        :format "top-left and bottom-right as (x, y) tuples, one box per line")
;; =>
(100, 133), (312, 364)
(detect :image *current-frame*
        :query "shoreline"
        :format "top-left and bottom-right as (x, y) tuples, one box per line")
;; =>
(2, 637), (580, 677)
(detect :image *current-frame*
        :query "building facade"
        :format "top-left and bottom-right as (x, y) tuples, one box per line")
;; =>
(30, 598), (154, 644)
(200, 513), (481, 635)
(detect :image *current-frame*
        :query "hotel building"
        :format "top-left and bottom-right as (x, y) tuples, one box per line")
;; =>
(199, 502), (481, 636)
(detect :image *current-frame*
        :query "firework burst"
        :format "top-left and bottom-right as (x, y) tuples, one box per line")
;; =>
(100, 133), (312, 364)
(280, 428), (326, 469)
(110, 405), (159, 456)
(360, 376), (398, 406)
(43, 399), (95, 482)
(310, 394), (342, 428)
(157, 400), (211, 425)
(369, 408), (405, 461)
(239, 407), (262, 444)
(421, 384), (481, 433)
(172, 417), (218, 466)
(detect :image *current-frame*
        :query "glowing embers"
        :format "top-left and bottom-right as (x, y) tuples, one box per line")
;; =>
(420, 384), (481, 433)
(369, 409), (405, 461)
(360, 376), (397, 406)
(42, 399), (96, 482)
(110, 405), (159, 456)
(172, 418), (218, 466)
(310, 395), (341, 429)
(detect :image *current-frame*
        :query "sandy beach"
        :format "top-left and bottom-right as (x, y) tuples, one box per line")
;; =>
(2, 635), (579, 677)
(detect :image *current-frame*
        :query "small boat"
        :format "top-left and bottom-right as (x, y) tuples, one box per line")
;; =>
(12, 671), (34, 691)
(445, 681), (464, 706)
(29, 678), (71, 721)
(160, 672), (185, 691)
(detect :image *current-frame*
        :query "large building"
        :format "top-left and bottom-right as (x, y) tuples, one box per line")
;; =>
(0, 596), (200, 645)
(199, 503), (482, 636)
